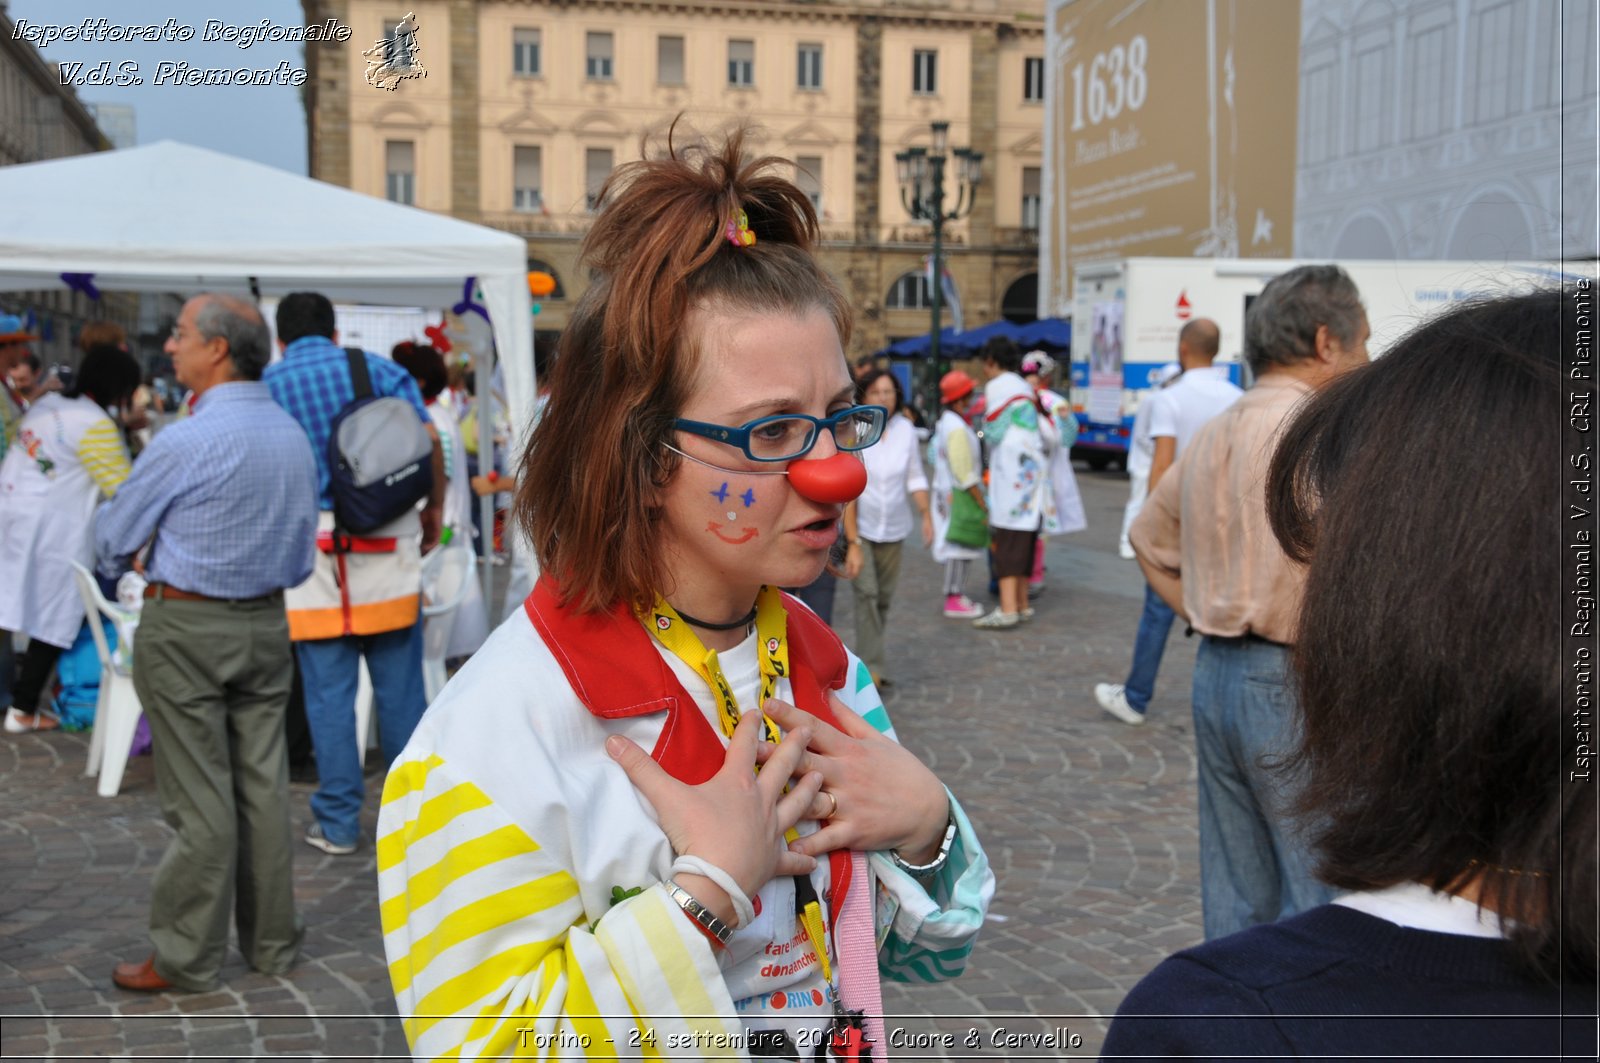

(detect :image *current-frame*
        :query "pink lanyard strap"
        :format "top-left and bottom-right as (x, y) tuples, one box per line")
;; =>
(834, 851), (885, 1059)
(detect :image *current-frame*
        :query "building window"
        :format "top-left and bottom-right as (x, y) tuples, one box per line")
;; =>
(585, 147), (613, 211)
(1351, 42), (1389, 153)
(385, 139), (415, 205)
(798, 43), (823, 90)
(513, 28), (541, 77)
(728, 39), (754, 87)
(658, 35), (685, 85)
(1024, 56), (1045, 102)
(1561, 1), (1598, 102)
(886, 271), (933, 310)
(1021, 166), (1041, 230)
(1299, 53), (1337, 165)
(1470, 1), (1522, 124)
(913, 49), (937, 95)
(586, 32), (614, 80)
(513, 146), (542, 212)
(795, 155), (822, 213)
(1408, 23), (1449, 139)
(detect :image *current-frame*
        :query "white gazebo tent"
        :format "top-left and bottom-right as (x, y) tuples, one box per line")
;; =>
(0, 141), (538, 602)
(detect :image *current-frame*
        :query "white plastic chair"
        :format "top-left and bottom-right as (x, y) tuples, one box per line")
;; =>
(352, 543), (475, 765)
(67, 561), (145, 798)
(420, 542), (476, 703)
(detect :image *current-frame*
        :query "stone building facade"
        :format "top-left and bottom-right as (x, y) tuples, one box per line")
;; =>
(0, 7), (135, 368)
(301, 0), (1048, 359)
(1294, 0), (1597, 261)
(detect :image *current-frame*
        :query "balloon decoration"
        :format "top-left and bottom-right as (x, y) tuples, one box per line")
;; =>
(451, 276), (490, 325)
(423, 323), (452, 354)
(60, 272), (101, 300)
(527, 270), (556, 316)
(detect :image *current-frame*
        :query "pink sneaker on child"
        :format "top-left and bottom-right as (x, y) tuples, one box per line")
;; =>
(942, 594), (984, 619)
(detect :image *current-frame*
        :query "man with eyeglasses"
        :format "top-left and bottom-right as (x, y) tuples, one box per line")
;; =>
(97, 293), (318, 993)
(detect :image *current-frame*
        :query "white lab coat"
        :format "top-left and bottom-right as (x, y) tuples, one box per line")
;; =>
(930, 409), (985, 564)
(0, 395), (124, 647)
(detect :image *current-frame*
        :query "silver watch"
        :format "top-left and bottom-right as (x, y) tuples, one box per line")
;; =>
(889, 815), (957, 878)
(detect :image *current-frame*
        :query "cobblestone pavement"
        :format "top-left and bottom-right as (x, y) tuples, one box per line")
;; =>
(0, 467), (1205, 1061)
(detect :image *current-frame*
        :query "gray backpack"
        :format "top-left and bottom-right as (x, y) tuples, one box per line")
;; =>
(327, 348), (433, 534)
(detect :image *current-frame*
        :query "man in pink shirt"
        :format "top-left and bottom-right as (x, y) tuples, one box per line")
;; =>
(1096, 318), (1240, 725)
(1131, 265), (1369, 940)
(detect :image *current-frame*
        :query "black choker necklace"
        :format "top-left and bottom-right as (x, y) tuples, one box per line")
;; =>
(672, 602), (759, 631)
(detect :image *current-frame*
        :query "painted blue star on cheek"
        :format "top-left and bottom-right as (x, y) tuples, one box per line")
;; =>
(711, 482), (730, 504)
(741, 488), (756, 508)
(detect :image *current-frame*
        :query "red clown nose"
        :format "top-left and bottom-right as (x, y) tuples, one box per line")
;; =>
(787, 453), (867, 504)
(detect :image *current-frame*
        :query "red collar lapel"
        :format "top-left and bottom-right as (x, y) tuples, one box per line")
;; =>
(524, 577), (849, 784)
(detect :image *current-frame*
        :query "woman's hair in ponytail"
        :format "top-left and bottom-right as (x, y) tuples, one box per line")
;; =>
(518, 123), (852, 613)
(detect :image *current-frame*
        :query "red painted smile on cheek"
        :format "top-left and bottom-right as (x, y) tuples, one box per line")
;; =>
(707, 522), (759, 544)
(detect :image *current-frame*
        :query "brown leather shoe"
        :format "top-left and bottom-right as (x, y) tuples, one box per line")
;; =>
(112, 955), (175, 992)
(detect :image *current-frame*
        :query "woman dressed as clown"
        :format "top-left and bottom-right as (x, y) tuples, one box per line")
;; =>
(376, 128), (994, 1061)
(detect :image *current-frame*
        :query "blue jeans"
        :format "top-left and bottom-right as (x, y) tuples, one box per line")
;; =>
(1192, 636), (1332, 940)
(1122, 583), (1176, 712)
(295, 621), (426, 847)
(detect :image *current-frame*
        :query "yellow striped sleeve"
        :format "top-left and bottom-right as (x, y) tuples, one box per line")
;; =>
(377, 752), (744, 1061)
(77, 419), (130, 497)
(947, 427), (979, 488)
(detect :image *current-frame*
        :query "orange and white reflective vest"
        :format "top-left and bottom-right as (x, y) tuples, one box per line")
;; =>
(284, 509), (420, 641)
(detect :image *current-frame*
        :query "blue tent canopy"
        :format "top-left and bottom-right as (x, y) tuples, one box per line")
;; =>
(954, 319), (1023, 351)
(876, 318), (1070, 359)
(1017, 318), (1071, 350)
(880, 327), (962, 358)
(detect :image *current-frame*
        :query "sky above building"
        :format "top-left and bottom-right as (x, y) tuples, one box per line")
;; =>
(9, 0), (309, 172)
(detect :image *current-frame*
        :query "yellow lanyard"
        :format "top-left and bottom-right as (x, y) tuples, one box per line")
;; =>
(645, 585), (831, 982)
(648, 585), (789, 745)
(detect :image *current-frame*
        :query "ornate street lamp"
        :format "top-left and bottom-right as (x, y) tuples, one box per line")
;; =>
(895, 120), (982, 412)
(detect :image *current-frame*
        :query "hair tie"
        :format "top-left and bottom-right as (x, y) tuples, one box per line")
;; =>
(724, 209), (757, 248)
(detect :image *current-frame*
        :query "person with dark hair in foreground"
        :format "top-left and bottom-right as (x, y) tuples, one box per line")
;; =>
(376, 128), (992, 1060)
(1104, 287), (1598, 1059)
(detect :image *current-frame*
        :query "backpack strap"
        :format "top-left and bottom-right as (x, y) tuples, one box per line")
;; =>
(344, 347), (374, 402)
(333, 348), (376, 548)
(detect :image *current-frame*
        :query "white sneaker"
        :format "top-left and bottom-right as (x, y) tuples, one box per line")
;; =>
(1020, 607), (1036, 621)
(1118, 543), (1136, 560)
(972, 609), (1021, 630)
(1094, 683), (1145, 726)
(4, 707), (60, 733)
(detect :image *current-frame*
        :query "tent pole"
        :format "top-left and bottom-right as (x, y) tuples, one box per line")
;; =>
(476, 351), (496, 618)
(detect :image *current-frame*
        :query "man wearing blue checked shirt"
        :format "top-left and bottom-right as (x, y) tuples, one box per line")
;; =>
(96, 293), (318, 994)
(264, 292), (443, 860)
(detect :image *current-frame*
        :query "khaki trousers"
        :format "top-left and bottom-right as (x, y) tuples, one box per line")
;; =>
(850, 538), (904, 684)
(133, 596), (303, 990)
